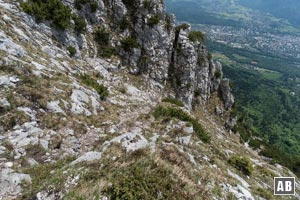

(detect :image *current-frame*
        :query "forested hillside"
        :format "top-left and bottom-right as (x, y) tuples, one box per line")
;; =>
(166, 0), (300, 175)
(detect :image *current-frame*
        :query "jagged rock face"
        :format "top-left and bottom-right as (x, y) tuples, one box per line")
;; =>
(169, 27), (223, 109)
(132, 0), (175, 82)
(57, 0), (230, 110)
(220, 79), (235, 110)
(170, 27), (197, 109)
(115, 0), (175, 82)
(209, 61), (222, 92)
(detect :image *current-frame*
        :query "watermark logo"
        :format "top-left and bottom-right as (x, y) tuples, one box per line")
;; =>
(274, 177), (295, 195)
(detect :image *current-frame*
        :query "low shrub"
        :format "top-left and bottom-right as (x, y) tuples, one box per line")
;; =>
(73, 15), (87, 34)
(176, 44), (183, 54)
(94, 28), (110, 46)
(162, 98), (184, 107)
(248, 139), (261, 149)
(104, 157), (187, 199)
(75, 0), (97, 12)
(79, 74), (109, 100)
(67, 46), (76, 57)
(188, 31), (205, 42)
(121, 37), (140, 52)
(137, 55), (150, 69)
(228, 155), (254, 176)
(194, 90), (200, 97)
(214, 70), (222, 78)
(143, 0), (151, 10)
(165, 13), (173, 32)
(89, 1), (98, 12)
(98, 46), (116, 58)
(254, 187), (273, 200)
(175, 23), (190, 32)
(147, 15), (160, 27)
(94, 28), (116, 58)
(119, 17), (130, 30)
(121, 0), (139, 10)
(153, 106), (210, 142)
(21, 0), (72, 30)
(229, 80), (234, 88)
(207, 52), (212, 60)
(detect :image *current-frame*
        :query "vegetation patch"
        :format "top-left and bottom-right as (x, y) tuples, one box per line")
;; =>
(73, 15), (87, 34)
(74, 0), (98, 12)
(143, 0), (151, 11)
(67, 46), (76, 57)
(0, 110), (30, 131)
(21, 0), (72, 30)
(58, 150), (196, 200)
(228, 155), (254, 176)
(175, 23), (190, 32)
(147, 15), (160, 27)
(121, 0), (139, 10)
(121, 36), (140, 52)
(95, 28), (110, 46)
(22, 157), (76, 199)
(153, 106), (210, 142)
(207, 52), (212, 60)
(105, 157), (187, 199)
(188, 31), (205, 42)
(94, 28), (116, 58)
(162, 98), (184, 107)
(165, 13), (173, 32)
(119, 17), (130, 30)
(79, 74), (109, 100)
(118, 86), (127, 94)
(254, 187), (273, 200)
(214, 70), (222, 78)
(98, 47), (116, 58)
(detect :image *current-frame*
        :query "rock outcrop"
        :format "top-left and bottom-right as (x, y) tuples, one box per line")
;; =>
(169, 26), (223, 109)
(50, 0), (233, 111)
(95, 0), (229, 110)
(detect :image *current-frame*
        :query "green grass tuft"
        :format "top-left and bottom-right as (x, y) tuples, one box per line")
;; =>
(21, 0), (72, 30)
(67, 46), (76, 57)
(22, 157), (76, 199)
(147, 15), (160, 27)
(95, 28), (110, 46)
(188, 31), (205, 42)
(79, 74), (109, 100)
(228, 155), (254, 176)
(121, 37), (140, 52)
(162, 98), (184, 107)
(153, 106), (210, 143)
(73, 15), (87, 34)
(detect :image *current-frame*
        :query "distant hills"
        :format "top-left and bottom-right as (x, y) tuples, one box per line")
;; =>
(239, 0), (300, 27)
(166, 0), (300, 32)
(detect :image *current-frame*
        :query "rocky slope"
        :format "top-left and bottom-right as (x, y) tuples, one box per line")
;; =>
(0, 0), (299, 199)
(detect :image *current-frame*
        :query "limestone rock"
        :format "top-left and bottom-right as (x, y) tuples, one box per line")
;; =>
(70, 151), (102, 165)
(0, 169), (31, 198)
(220, 79), (235, 110)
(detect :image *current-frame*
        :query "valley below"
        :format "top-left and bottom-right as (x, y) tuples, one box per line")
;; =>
(167, 0), (300, 174)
